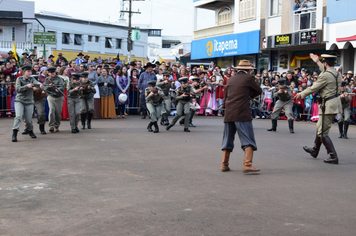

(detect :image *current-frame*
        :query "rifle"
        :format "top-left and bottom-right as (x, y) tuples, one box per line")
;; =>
(177, 90), (196, 98)
(46, 79), (68, 99)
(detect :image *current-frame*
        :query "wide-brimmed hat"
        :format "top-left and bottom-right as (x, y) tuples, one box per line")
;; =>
(8, 51), (13, 54)
(84, 55), (90, 58)
(144, 62), (156, 69)
(48, 54), (54, 58)
(234, 60), (255, 70)
(77, 52), (84, 57)
(22, 52), (28, 56)
(347, 70), (353, 74)
(58, 53), (63, 56)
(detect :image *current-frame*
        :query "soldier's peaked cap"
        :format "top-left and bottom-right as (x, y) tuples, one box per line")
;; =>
(71, 73), (81, 79)
(81, 71), (89, 77)
(47, 67), (57, 73)
(179, 77), (189, 83)
(22, 65), (32, 71)
(148, 80), (157, 86)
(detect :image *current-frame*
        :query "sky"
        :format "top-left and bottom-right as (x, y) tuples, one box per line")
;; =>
(28, 0), (214, 36)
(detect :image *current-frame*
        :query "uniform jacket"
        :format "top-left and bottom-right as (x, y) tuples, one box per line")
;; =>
(67, 82), (81, 99)
(273, 85), (292, 101)
(156, 81), (176, 96)
(301, 67), (342, 115)
(176, 85), (194, 103)
(145, 87), (164, 106)
(15, 76), (42, 104)
(80, 80), (96, 99)
(340, 87), (352, 109)
(224, 72), (262, 123)
(44, 75), (65, 97)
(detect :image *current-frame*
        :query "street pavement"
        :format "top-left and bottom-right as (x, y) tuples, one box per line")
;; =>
(0, 116), (355, 236)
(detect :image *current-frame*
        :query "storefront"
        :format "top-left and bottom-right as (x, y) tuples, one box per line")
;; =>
(191, 30), (260, 68)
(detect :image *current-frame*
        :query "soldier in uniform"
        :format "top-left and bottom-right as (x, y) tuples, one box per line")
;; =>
(44, 66), (65, 132)
(166, 77), (194, 132)
(33, 75), (48, 134)
(67, 73), (82, 133)
(12, 65), (44, 142)
(156, 71), (176, 126)
(145, 80), (164, 133)
(267, 77), (295, 133)
(295, 53), (342, 164)
(337, 82), (352, 139)
(179, 77), (206, 127)
(79, 71), (96, 129)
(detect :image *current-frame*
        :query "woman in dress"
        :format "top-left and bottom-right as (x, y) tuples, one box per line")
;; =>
(129, 68), (140, 114)
(58, 66), (70, 120)
(98, 68), (116, 118)
(116, 66), (130, 118)
(199, 77), (214, 115)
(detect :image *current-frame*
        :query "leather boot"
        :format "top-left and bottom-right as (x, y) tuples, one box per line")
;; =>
(221, 150), (231, 172)
(343, 121), (349, 139)
(28, 130), (37, 139)
(147, 122), (153, 132)
(184, 128), (190, 132)
(243, 146), (260, 173)
(322, 136), (339, 164)
(22, 129), (28, 135)
(142, 110), (147, 119)
(338, 122), (343, 138)
(153, 121), (159, 133)
(165, 114), (170, 126)
(39, 124), (46, 135)
(160, 116), (165, 126)
(166, 124), (173, 131)
(81, 114), (86, 129)
(288, 120), (294, 133)
(87, 113), (93, 129)
(12, 129), (18, 142)
(267, 119), (277, 131)
(303, 134), (321, 158)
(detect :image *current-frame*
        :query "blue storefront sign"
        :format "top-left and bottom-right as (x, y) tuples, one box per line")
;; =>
(191, 30), (260, 60)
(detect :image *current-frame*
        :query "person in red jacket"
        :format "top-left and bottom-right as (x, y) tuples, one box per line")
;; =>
(215, 79), (225, 116)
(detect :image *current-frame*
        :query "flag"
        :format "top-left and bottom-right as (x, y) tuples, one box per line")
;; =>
(175, 56), (184, 66)
(146, 56), (149, 62)
(12, 41), (18, 61)
(159, 56), (164, 63)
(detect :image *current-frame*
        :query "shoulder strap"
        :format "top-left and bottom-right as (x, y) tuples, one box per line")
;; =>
(325, 71), (339, 97)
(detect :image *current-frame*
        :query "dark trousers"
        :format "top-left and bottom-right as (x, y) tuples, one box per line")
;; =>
(117, 104), (125, 116)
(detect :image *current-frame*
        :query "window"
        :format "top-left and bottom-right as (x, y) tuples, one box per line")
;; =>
(62, 33), (72, 44)
(239, 0), (256, 22)
(74, 34), (84, 45)
(270, 0), (282, 17)
(116, 39), (122, 49)
(88, 35), (92, 42)
(105, 37), (113, 48)
(95, 36), (99, 42)
(162, 43), (171, 48)
(218, 6), (232, 26)
(148, 29), (161, 37)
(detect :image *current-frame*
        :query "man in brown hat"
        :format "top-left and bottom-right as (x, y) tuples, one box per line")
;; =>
(221, 60), (262, 173)
(5, 51), (14, 62)
(56, 53), (68, 65)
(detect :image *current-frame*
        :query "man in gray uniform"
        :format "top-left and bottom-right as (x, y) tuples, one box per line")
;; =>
(33, 75), (48, 134)
(267, 77), (295, 133)
(80, 71), (96, 129)
(295, 53), (342, 164)
(44, 66), (65, 132)
(156, 71), (175, 125)
(337, 82), (352, 139)
(166, 77), (194, 132)
(67, 73), (82, 133)
(12, 65), (44, 142)
(145, 80), (164, 133)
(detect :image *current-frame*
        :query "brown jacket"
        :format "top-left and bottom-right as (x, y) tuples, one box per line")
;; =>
(224, 72), (262, 123)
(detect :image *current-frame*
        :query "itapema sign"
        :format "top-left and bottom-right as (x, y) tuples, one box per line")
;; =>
(34, 32), (56, 44)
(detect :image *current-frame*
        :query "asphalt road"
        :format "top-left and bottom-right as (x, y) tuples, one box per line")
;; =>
(0, 116), (355, 236)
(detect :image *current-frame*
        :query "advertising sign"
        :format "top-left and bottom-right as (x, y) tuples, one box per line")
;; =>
(300, 31), (317, 44)
(34, 32), (56, 44)
(274, 34), (292, 47)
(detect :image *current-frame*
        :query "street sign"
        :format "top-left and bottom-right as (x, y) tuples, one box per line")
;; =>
(34, 32), (56, 44)
(131, 30), (141, 41)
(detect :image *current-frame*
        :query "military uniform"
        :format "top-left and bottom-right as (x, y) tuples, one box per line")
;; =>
(12, 65), (42, 142)
(33, 76), (48, 134)
(179, 77), (201, 127)
(268, 77), (295, 133)
(337, 84), (352, 139)
(67, 74), (82, 133)
(44, 67), (65, 132)
(156, 72), (176, 125)
(301, 54), (342, 164)
(166, 77), (194, 132)
(79, 72), (96, 129)
(145, 80), (164, 133)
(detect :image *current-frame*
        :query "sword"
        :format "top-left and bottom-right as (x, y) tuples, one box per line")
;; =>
(320, 98), (326, 141)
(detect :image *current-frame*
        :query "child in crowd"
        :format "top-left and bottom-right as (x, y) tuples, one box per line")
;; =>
(263, 84), (273, 113)
(215, 80), (225, 116)
(199, 78), (213, 115)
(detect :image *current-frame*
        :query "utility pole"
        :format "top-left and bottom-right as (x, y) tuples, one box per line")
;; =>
(120, 0), (144, 63)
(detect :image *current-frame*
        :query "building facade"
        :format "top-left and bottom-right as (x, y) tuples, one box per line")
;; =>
(325, 0), (356, 73)
(191, 0), (262, 70)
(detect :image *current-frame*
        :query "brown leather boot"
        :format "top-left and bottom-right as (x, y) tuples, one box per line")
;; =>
(303, 134), (322, 158)
(221, 150), (231, 172)
(243, 146), (260, 173)
(322, 136), (339, 164)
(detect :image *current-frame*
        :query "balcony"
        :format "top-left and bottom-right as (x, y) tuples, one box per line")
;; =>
(0, 41), (33, 50)
(193, 22), (234, 40)
(293, 8), (317, 32)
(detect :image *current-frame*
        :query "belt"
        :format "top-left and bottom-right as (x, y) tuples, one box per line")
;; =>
(324, 95), (338, 102)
